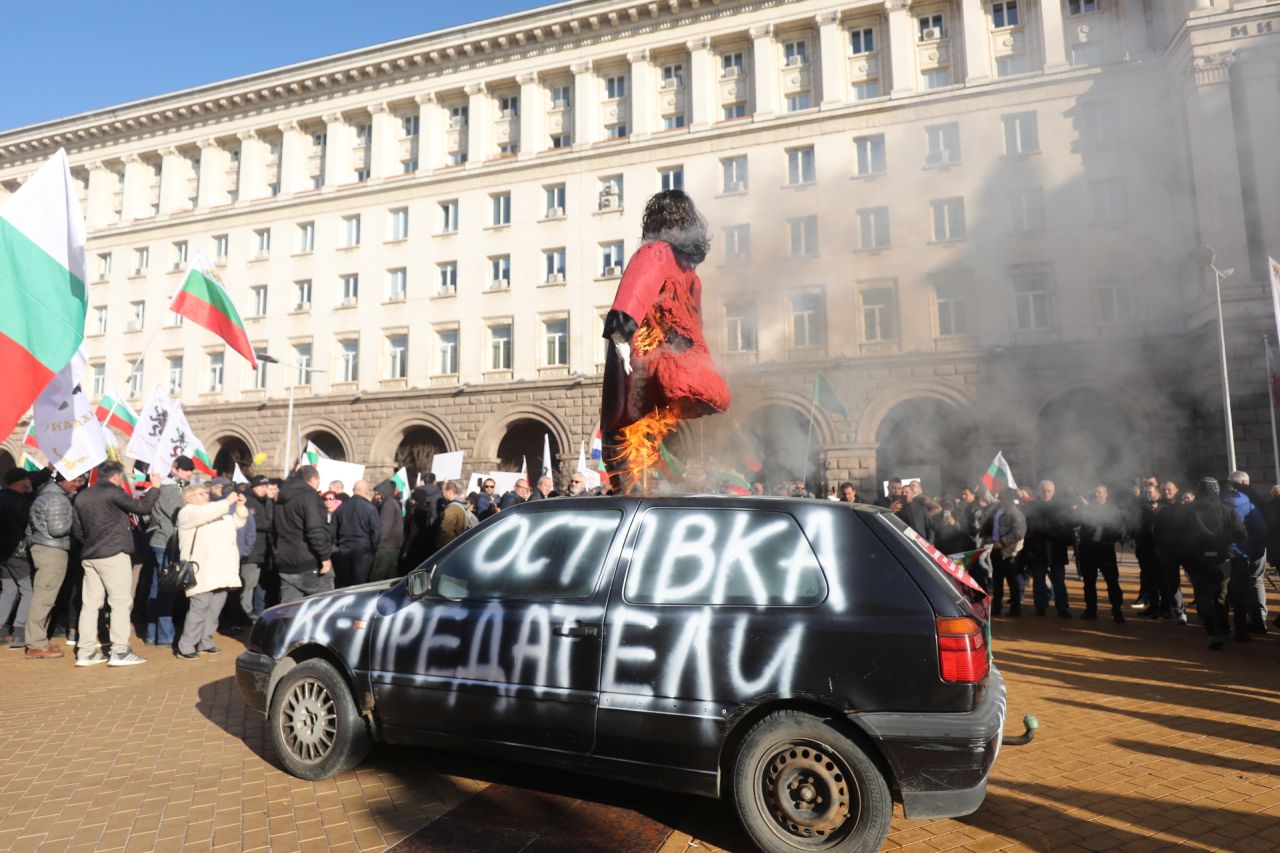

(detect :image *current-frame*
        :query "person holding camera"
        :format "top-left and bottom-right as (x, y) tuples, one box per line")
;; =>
(174, 483), (247, 660)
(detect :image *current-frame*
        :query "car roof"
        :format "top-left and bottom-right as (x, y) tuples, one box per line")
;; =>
(507, 494), (895, 515)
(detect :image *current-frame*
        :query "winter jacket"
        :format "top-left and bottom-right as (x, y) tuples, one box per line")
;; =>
(27, 481), (75, 550)
(475, 492), (500, 519)
(498, 490), (526, 510)
(242, 491), (272, 563)
(271, 475), (331, 573)
(236, 510), (257, 559)
(435, 499), (474, 549)
(1022, 499), (1071, 568)
(981, 503), (1026, 554)
(374, 481), (404, 553)
(178, 498), (248, 597)
(72, 481), (162, 560)
(0, 487), (32, 561)
(1222, 490), (1268, 561)
(147, 481), (185, 550)
(898, 497), (934, 542)
(332, 494), (380, 555)
(1187, 499), (1246, 562)
(1152, 499), (1189, 559)
(1077, 501), (1124, 552)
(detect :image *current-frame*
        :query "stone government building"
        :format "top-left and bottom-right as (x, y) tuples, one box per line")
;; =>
(2, 0), (1278, 494)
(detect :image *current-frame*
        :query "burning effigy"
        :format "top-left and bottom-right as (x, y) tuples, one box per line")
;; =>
(600, 190), (731, 493)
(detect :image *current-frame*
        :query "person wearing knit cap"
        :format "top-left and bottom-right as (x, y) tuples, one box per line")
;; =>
(1185, 477), (1246, 649)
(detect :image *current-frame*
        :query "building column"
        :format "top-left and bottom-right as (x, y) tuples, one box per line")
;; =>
(278, 121), (308, 194)
(750, 24), (777, 118)
(517, 71), (543, 159)
(886, 0), (918, 98)
(196, 139), (226, 209)
(465, 82), (492, 165)
(369, 103), (399, 179)
(816, 12), (847, 108)
(85, 161), (113, 228)
(1040, 0), (1068, 71)
(237, 129), (267, 202)
(686, 38), (716, 130)
(158, 147), (188, 214)
(1185, 51), (1250, 277)
(322, 113), (349, 188)
(120, 154), (151, 222)
(571, 60), (597, 146)
(416, 93), (445, 172)
(628, 49), (655, 138)
(1119, 0), (1148, 60)
(961, 0), (991, 83)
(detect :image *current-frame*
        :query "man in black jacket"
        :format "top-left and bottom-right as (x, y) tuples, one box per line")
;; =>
(400, 476), (441, 573)
(0, 469), (36, 647)
(237, 475), (273, 622)
(332, 479), (380, 587)
(71, 462), (162, 667)
(371, 480), (404, 582)
(1077, 484), (1126, 623)
(1186, 477), (1246, 649)
(271, 466), (332, 603)
(1023, 480), (1072, 618)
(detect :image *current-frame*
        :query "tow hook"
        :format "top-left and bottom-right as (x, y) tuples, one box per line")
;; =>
(1003, 715), (1038, 746)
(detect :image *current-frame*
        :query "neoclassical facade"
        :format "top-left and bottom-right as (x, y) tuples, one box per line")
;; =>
(2, 0), (1277, 492)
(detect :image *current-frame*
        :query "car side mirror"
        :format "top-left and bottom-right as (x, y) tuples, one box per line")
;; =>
(406, 567), (433, 599)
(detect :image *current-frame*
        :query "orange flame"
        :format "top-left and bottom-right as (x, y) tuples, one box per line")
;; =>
(612, 405), (680, 495)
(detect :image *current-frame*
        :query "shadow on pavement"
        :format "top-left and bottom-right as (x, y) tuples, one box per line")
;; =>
(1108, 738), (1280, 778)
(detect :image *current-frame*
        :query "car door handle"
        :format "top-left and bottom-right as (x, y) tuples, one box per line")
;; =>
(553, 624), (600, 638)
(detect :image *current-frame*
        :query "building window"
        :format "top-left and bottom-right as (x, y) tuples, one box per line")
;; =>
(340, 274), (359, 306)
(1070, 42), (1102, 67)
(931, 198), (967, 241)
(1068, 0), (1098, 15)
(723, 225), (751, 266)
(935, 283), (969, 337)
(389, 208), (409, 240)
(789, 216), (819, 257)
(787, 147), (816, 185)
(97, 252), (112, 281)
(861, 288), (897, 343)
(852, 81), (881, 100)
(207, 352), (224, 392)
(447, 151), (468, 167)
(386, 334), (408, 379)
(386, 268), (407, 302)
(488, 324), (512, 371)
(662, 114), (687, 131)
(437, 329), (459, 375)
(297, 221), (315, 253)
(172, 241), (188, 270)
(1090, 179), (1129, 224)
(253, 228), (271, 259)
(854, 135), (887, 176)
(133, 247), (149, 275)
(403, 159), (418, 173)
(489, 256), (511, 290)
(439, 199), (459, 233)
(858, 207), (891, 250)
(165, 309), (184, 328)
(996, 55), (1027, 77)
(1008, 188), (1045, 233)
(91, 363), (106, 398)
(601, 242), (625, 276)
(790, 292), (825, 347)
(722, 156), (748, 193)
(167, 353), (183, 394)
(606, 122), (629, 139)
(606, 75), (627, 99)
(550, 85), (572, 109)
(850, 27), (875, 55)
(723, 102), (748, 120)
(599, 175), (623, 209)
(659, 166), (684, 191)
(545, 184), (566, 217)
(250, 355), (267, 390)
(725, 300), (757, 353)
(783, 40), (809, 66)
(491, 192), (511, 226)
(662, 64), (685, 88)
(338, 340), (359, 382)
(551, 133), (573, 149)
(438, 262), (458, 295)
(1078, 100), (1119, 146)
(544, 319), (568, 366)
(294, 280), (312, 311)
(498, 95), (519, 118)
(294, 344), (313, 385)
(722, 52), (745, 77)
(926, 123), (961, 165)
(1014, 274), (1051, 330)
(502, 141), (519, 155)
(128, 300), (146, 331)
(341, 215), (361, 247)
(992, 1), (1019, 29)
(786, 93), (813, 112)
(449, 105), (469, 129)
(918, 13), (946, 40)
(127, 359), (144, 398)
(94, 306), (108, 336)
(1002, 112), (1039, 155)
(922, 69), (951, 90)
(544, 248), (567, 283)
(252, 285), (268, 317)
(212, 234), (228, 262)
(1097, 273), (1135, 325)
(402, 115), (420, 137)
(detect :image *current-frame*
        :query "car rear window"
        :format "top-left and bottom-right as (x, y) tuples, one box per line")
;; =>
(623, 508), (828, 606)
(871, 512), (985, 607)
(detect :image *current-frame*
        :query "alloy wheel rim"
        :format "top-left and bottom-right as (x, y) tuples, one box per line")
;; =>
(279, 677), (338, 763)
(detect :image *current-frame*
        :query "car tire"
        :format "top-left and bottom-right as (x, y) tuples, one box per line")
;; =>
(269, 658), (371, 781)
(732, 710), (892, 853)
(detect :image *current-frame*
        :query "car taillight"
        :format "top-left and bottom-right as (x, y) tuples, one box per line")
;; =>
(936, 617), (989, 684)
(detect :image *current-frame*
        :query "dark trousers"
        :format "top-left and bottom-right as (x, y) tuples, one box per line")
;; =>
(144, 546), (178, 646)
(1188, 558), (1230, 638)
(279, 570), (335, 603)
(1228, 555), (1267, 631)
(334, 550), (374, 588)
(1135, 544), (1161, 606)
(1026, 555), (1070, 615)
(990, 549), (1026, 614)
(1156, 549), (1186, 618)
(1079, 546), (1123, 614)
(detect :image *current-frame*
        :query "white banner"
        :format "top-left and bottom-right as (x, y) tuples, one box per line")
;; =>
(316, 459), (365, 493)
(431, 451), (464, 480)
(125, 384), (173, 465)
(32, 348), (107, 479)
(153, 400), (203, 472)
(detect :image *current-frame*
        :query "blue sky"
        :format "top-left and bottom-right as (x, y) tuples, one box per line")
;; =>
(1, 1), (552, 132)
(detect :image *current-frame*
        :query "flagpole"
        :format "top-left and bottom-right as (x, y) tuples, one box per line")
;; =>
(801, 374), (817, 494)
(1267, 336), (1279, 484)
(101, 323), (165, 453)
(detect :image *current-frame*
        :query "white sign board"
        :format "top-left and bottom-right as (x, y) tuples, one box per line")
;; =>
(316, 459), (366, 493)
(431, 451), (464, 480)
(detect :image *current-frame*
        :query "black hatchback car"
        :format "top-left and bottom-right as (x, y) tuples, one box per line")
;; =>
(237, 496), (1006, 853)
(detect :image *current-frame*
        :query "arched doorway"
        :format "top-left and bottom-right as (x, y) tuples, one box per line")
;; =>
(497, 419), (559, 482)
(0, 450), (14, 477)
(303, 430), (347, 461)
(1037, 388), (1141, 490)
(742, 405), (821, 494)
(875, 398), (980, 498)
(212, 436), (253, 477)
(394, 426), (448, 488)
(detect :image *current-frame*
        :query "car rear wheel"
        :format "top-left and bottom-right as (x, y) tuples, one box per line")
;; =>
(269, 658), (371, 780)
(732, 711), (891, 853)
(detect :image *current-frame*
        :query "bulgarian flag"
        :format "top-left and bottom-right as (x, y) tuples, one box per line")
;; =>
(94, 388), (138, 439)
(0, 149), (87, 439)
(948, 546), (993, 577)
(170, 253), (257, 369)
(20, 451), (42, 472)
(713, 468), (752, 495)
(657, 440), (684, 482)
(390, 467), (409, 496)
(299, 440), (328, 467)
(23, 423), (38, 448)
(730, 418), (763, 474)
(192, 447), (215, 477)
(980, 452), (1017, 495)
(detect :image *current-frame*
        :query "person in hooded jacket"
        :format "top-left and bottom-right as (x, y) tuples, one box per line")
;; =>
(332, 480), (380, 587)
(270, 466), (333, 603)
(1222, 473), (1269, 640)
(1187, 477), (1246, 649)
(371, 480), (405, 581)
(236, 476), (272, 624)
(400, 476), (441, 573)
(23, 473), (83, 658)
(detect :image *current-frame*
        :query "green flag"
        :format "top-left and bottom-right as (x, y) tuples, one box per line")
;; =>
(813, 370), (849, 419)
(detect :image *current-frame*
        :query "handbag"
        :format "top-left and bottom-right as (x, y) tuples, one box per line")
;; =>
(160, 527), (200, 592)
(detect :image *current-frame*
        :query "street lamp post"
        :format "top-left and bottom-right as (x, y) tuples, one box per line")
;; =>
(256, 352), (326, 477)
(1189, 247), (1237, 473)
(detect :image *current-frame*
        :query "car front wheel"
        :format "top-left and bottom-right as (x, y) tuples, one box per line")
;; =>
(269, 658), (371, 780)
(732, 711), (892, 853)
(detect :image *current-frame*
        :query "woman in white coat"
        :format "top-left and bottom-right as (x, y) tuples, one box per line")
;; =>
(175, 483), (247, 659)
